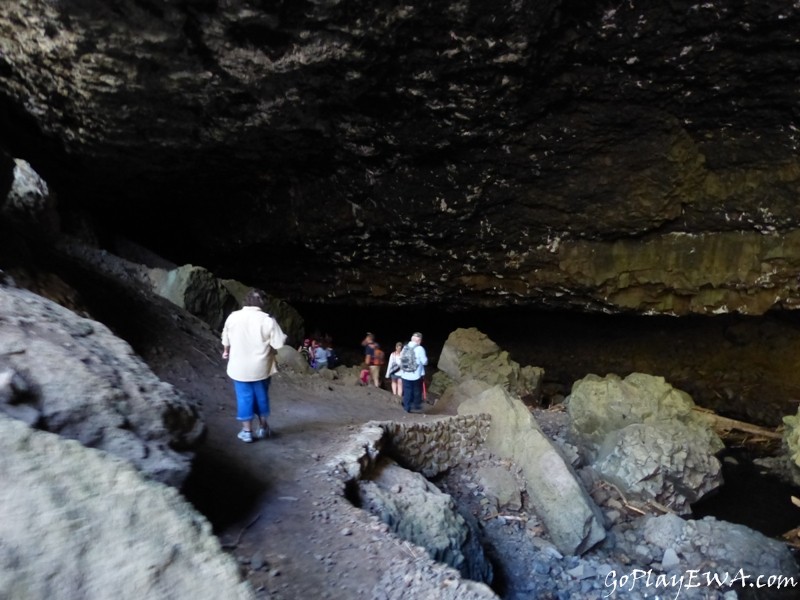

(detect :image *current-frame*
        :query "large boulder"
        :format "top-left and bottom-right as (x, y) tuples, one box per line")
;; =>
(567, 373), (724, 513)
(148, 264), (237, 332)
(2, 158), (60, 234)
(438, 328), (543, 402)
(0, 415), (254, 600)
(458, 386), (605, 555)
(358, 457), (493, 585)
(429, 379), (492, 415)
(594, 423), (723, 514)
(0, 283), (203, 486)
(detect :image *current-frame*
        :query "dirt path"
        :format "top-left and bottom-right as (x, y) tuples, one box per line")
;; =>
(138, 310), (436, 599)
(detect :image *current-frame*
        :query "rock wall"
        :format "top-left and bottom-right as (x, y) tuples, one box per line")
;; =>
(0, 281), (203, 486)
(0, 415), (253, 600)
(328, 415), (490, 482)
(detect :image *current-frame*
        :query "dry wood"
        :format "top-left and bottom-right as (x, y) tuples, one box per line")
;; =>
(691, 407), (782, 440)
(596, 480), (675, 516)
(781, 526), (800, 549)
(482, 513), (528, 522)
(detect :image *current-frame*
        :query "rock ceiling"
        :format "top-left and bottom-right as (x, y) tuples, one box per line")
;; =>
(2, 0), (800, 312)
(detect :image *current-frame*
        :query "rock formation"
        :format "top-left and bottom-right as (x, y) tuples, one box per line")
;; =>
(358, 457), (493, 585)
(0, 281), (204, 486)
(0, 415), (253, 600)
(1, 2), (799, 314)
(567, 373), (724, 513)
(459, 386), (606, 555)
(434, 327), (543, 402)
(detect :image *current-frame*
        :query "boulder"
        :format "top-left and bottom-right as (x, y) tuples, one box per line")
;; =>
(567, 372), (718, 453)
(148, 264), (237, 332)
(594, 422), (723, 514)
(781, 406), (800, 482)
(0, 283), (203, 486)
(358, 457), (493, 585)
(429, 379), (492, 415)
(567, 373), (724, 513)
(276, 345), (311, 374)
(438, 327), (543, 401)
(475, 465), (522, 512)
(2, 158), (60, 234)
(459, 386), (605, 555)
(0, 415), (254, 600)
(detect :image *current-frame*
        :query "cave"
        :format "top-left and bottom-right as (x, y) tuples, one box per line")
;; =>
(3, 1), (800, 599)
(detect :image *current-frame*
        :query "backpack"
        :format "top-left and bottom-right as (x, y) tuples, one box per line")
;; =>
(371, 346), (385, 366)
(400, 344), (418, 372)
(299, 347), (312, 365)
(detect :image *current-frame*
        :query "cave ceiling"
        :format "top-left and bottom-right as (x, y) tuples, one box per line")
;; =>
(1, 0), (800, 312)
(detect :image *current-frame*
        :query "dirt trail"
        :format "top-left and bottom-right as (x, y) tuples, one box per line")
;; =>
(132, 302), (435, 599)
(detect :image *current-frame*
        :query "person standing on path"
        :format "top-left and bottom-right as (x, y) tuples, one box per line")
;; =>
(400, 332), (428, 413)
(221, 289), (287, 443)
(385, 342), (404, 397)
(362, 332), (385, 388)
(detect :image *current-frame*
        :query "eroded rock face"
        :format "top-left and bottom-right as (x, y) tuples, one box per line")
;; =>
(1, 2), (800, 313)
(0, 415), (253, 600)
(0, 282), (204, 486)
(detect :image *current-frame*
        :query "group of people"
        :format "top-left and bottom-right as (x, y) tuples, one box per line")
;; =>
(220, 289), (430, 444)
(297, 336), (337, 371)
(362, 331), (428, 413)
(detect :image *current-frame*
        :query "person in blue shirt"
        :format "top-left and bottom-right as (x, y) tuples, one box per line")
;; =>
(399, 332), (428, 413)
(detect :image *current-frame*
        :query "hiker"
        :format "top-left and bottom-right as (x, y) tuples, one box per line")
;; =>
(363, 332), (385, 387)
(385, 341), (404, 397)
(297, 338), (313, 366)
(312, 339), (328, 370)
(221, 289), (287, 443)
(399, 332), (428, 413)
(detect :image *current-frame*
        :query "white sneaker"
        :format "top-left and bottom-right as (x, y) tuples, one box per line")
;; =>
(237, 430), (253, 443)
(255, 424), (270, 439)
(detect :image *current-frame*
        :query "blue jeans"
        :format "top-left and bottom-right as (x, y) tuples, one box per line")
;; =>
(234, 378), (271, 421)
(402, 378), (423, 412)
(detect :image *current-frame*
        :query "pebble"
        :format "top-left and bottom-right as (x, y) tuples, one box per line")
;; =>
(661, 547), (681, 570)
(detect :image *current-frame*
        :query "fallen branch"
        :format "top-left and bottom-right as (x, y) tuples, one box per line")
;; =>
(692, 407), (782, 440)
(482, 513), (528, 522)
(598, 480), (674, 516)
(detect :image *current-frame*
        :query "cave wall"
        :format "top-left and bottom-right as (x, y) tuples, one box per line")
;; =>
(1, 1), (800, 312)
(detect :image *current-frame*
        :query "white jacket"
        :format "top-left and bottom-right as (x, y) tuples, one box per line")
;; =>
(221, 307), (286, 381)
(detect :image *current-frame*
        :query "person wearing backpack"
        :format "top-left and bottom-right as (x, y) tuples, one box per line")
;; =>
(363, 332), (385, 388)
(399, 332), (428, 413)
